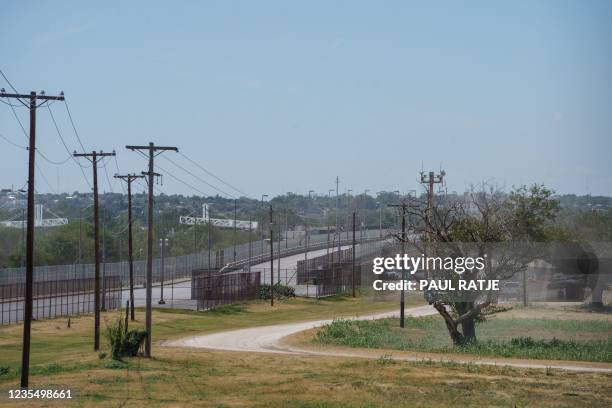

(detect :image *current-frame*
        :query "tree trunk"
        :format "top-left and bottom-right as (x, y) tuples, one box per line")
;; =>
(590, 269), (608, 307)
(433, 301), (464, 345)
(461, 317), (476, 343)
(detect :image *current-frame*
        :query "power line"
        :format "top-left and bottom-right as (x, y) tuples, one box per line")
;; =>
(0, 68), (19, 93)
(45, 104), (93, 189)
(5, 104), (72, 165)
(178, 151), (249, 197)
(63, 99), (87, 152)
(102, 159), (115, 193)
(0, 131), (26, 149)
(0, 99), (25, 108)
(155, 162), (209, 197)
(1, 106), (62, 192)
(113, 155), (127, 194)
(35, 164), (58, 194)
(37, 150), (72, 165)
(161, 155), (234, 198)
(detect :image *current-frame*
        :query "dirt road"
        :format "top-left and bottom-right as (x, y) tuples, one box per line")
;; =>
(163, 305), (612, 373)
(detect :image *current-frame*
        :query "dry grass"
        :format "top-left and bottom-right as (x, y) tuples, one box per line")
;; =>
(0, 297), (610, 406)
(0, 347), (610, 407)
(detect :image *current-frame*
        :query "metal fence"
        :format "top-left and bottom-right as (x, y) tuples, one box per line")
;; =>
(296, 248), (354, 284)
(0, 230), (385, 324)
(191, 269), (261, 310)
(0, 274), (122, 325)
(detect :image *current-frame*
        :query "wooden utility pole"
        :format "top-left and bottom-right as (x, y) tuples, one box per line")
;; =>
(74, 150), (116, 349)
(388, 202), (407, 328)
(269, 204), (274, 306)
(114, 173), (145, 321)
(1, 89), (64, 388)
(126, 143), (177, 357)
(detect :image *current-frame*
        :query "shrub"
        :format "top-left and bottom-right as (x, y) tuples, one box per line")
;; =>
(260, 283), (295, 300)
(0, 366), (10, 376)
(105, 317), (147, 360)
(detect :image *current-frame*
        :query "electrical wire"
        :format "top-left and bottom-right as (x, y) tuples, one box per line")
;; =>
(0, 68), (28, 108)
(46, 104), (93, 189)
(35, 163), (58, 194)
(0, 68), (19, 93)
(178, 151), (249, 197)
(161, 155), (234, 198)
(0, 99), (25, 108)
(103, 159), (115, 193)
(0, 131), (25, 149)
(113, 155), (126, 194)
(37, 150), (72, 165)
(5, 104), (72, 165)
(63, 98), (87, 152)
(155, 163), (210, 197)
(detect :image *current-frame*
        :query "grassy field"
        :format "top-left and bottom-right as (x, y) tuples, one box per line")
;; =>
(0, 297), (611, 407)
(0, 294), (410, 370)
(311, 302), (612, 363)
(1, 346), (611, 407)
(315, 316), (612, 362)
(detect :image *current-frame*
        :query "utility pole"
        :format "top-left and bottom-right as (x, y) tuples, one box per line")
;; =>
(420, 170), (445, 280)
(115, 173), (145, 321)
(269, 205), (274, 306)
(1, 89), (64, 388)
(126, 143), (178, 357)
(352, 211), (356, 298)
(74, 150), (116, 350)
(388, 202), (407, 328)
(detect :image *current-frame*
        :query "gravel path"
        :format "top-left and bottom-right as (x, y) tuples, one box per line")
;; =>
(163, 305), (612, 373)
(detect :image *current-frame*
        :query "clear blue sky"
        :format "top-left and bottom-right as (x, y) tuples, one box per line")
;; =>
(1, 1), (611, 198)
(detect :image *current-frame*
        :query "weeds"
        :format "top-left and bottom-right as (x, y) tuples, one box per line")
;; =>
(105, 317), (147, 360)
(315, 317), (612, 362)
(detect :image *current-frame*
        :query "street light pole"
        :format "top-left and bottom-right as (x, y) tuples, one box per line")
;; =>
(346, 190), (352, 241)
(260, 194), (268, 257)
(377, 191), (385, 238)
(158, 237), (168, 305)
(304, 190), (314, 265)
(327, 189), (334, 257)
(362, 189), (369, 240)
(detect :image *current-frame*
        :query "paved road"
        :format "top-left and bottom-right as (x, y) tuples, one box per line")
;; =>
(163, 305), (612, 374)
(1, 245), (352, 322)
